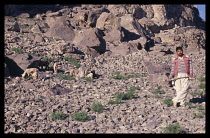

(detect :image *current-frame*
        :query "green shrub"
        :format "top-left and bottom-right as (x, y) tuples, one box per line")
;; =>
(196, 105), (204, 110)
(51, 112), (66, 121)
(56, 73), (75, 80)
(111, 71), (141, 80)
(111, 71), (124, 80)
(127, 86), (140, 93)
(108, 86), (138, 104)
(190, 91), (203, 98)
(114, 91), (134, 100)
(82, 77), (93, 82)
(198, 77), (205, 82)
(12, 48), (25, 54)
(91, 103), (104, 113)
(72, 112), (90, 122)
(27, 52), (40, 57)
(198, 83), (205, 89)
(151, 86), (165, 98)
(163, 98), (173, 107)
(184, 102), (194, 108)
(108, 99), (121, 105)
(64, 57), (80, 68)
(163, 123), (186, 134)
(193, 111), (205, 118)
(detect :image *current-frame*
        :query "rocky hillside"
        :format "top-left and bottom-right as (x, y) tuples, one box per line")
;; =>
(4, 4), (205, 133)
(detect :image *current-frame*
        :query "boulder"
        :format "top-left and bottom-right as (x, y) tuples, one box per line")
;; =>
(5, 21), (20, 32)
(103, 29), (122, 46)
(96, 12), (122, 45)
(72, 28), (106, 54)
(138, 17), (160, 33)
(96, 12), (121, 33)
(50, 84), (72, 96)
(31, 23), (42, 34)
(87, 8), (107, 27)
(120, 14), (141, 41)
(86, 46), (100, 58)
(5, 53), (41, 77)
(34, 35), (45, 43)
(45, 16), (75, 42)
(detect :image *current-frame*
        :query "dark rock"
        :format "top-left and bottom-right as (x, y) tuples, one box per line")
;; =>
(50, 84), (73, 95)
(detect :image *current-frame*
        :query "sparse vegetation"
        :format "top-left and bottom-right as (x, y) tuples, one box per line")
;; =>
(184, 102), (194, 108)
(198, 83), (205, 90)
(108, 86), (139, 104)
(64, 57), (80, 68)
(56, 73), (75, 80)
(91, 103), (104, 113)
(162, 123), (186, 134)
(51, 112), (66, 121)
(72, 112), (90, 122)
(193, 111), (205, 118)
(82, 77), (93, 82)
(190, 90), (203, 98)
(42, 57), (56, 62)
(151, 85), (165, 98)
(11, 48), (25, 54)
(111, 71), (146, 80)
(27, 52), (40, 57)
(163, 98), (173, 107)
(108, 99), (121, 105)
(198, 77), (205, 82)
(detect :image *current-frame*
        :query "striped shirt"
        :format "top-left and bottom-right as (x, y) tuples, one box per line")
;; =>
(169, 56), (193, 78)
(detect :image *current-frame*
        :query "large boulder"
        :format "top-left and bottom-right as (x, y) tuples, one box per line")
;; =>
(72, 28), (106, 55)
(86, 8), (107, 27)
(45, 16), (75, 42)
(138, 17), (160, 33)
(5, 53), (41, 77)
(96, 12), (122, 46)
(96, 12), (121, 33)
(31, 23), (42, 34)
(120, 14), (141, 41)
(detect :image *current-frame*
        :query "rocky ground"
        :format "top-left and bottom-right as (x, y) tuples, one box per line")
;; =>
(4, 48), (206, 134)
(4, 4), (205, 134)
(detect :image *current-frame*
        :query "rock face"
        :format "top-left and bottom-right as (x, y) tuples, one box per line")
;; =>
(4, 4), (205, 134)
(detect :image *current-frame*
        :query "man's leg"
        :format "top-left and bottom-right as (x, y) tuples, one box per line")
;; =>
(176, 74), (189, 106)
(173, 74), (182, 107)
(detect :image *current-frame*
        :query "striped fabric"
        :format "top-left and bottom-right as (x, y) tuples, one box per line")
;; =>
(169, 56), (193, 78)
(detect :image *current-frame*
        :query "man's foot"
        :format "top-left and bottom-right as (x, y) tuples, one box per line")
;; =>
(173, 101), (178, 107)
(172, 99), (178, 107)
(180, 102), (185, 107)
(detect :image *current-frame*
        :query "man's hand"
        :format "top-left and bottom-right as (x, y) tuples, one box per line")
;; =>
(188, 74), (193, 78)
(168, 77), (172, 81)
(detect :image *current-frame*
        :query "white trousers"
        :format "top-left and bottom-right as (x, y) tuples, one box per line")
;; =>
(172, 73), (189, 105)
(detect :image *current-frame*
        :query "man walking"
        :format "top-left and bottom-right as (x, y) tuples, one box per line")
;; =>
(168, 47), (193, 107)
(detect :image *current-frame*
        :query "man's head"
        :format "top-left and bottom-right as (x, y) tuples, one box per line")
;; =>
(176, 47), (183, 57)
